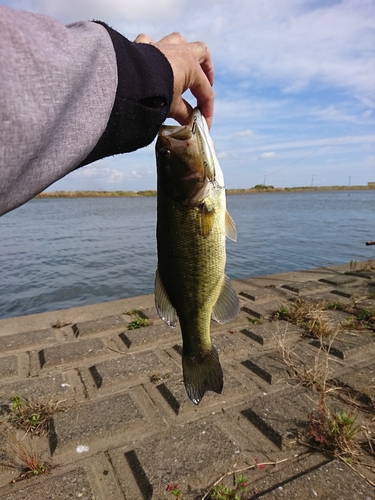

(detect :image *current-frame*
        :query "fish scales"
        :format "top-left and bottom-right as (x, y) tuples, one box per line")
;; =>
(157, 191), (226, 352)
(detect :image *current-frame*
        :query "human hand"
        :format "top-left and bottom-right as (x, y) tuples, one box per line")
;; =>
(135, 32), (214, 129)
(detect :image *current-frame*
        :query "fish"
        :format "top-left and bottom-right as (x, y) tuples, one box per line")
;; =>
(154, 108), (240, 405)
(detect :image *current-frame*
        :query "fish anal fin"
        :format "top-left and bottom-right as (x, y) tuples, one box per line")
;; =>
(211, 275), (240, 324)
(225, 210), (237, 242)
(154, 268), (177, 327)
(182, 347), (223, 405)
(200, 202), (215, 237)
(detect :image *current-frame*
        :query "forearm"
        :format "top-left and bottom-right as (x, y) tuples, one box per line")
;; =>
(0, 7), (173, 215)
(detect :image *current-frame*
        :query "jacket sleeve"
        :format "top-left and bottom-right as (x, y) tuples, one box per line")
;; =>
(0, 7), (173, 216)
(79, 22), (173, 167)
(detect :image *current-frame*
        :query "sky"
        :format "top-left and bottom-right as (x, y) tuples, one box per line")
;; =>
(4, 0), (375, 190)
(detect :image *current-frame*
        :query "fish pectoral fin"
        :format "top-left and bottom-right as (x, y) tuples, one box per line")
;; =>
(211, 275), (240, 324)
(225, 210), (237, 241)
(182, 347), (223, 405)
(200, 202), (215, 237)
(154, 268), (178, 327)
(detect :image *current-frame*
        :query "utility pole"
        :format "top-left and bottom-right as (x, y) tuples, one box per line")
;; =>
(311, 174), (315, 187)
(349, 176), (351, 186)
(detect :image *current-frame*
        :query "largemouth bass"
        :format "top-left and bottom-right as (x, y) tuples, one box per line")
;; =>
(155, 108), (239, 405)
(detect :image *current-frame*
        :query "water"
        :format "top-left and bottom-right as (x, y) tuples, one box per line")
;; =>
(0, 191), (374, 319)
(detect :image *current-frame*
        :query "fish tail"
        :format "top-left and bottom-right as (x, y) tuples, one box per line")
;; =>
(182, 347), (223, 405)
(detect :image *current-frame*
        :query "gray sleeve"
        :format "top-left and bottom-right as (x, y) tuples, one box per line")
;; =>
(0, 7), (117, 215)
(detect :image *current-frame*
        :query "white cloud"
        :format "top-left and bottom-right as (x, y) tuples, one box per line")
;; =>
(232, 129), (255, 138)
(310, 105), (375, 125)
(12, 0), (185, 25)
(216, 151), (228, 159)
(72, 164), (123, 184)
(259, 152), (276, 160)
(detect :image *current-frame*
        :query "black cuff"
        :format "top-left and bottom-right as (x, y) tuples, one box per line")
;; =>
(79, 22), (174, 167)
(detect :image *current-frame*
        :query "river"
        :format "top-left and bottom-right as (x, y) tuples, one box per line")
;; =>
(0, 190), (374, 318)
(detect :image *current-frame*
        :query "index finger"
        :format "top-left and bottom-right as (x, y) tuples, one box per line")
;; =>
(189, 72), (215, 129)
(189, 41), (214, 86)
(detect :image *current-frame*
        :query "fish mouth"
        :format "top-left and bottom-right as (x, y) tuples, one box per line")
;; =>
(159, 124), (192, 141)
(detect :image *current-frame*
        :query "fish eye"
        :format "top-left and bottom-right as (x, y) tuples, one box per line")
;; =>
(159, 148), (170, 158)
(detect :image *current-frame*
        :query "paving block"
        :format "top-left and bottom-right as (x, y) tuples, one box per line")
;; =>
(239, 321), (302, 346)
(109, 419), (241, 499)
(0, 371), (79, 405)
(310, 330), (375, 360)
(156, 370), (247, 415)
(0, 328), (56, 352)
(334, 362), (375, 405)
(241, 340), (331, 387)
(281, 281), (329, 295)
(72, 315), (127, 337)
(0, 355), (18, 379)
(125, 306), (160, 320)
(240, 286), (287, 302)
(319, 275), (359, 287)
(254, 459), (375, 499)
(241, 302), (278, 320)
(212, 331), (250, 355)
(82, 350), (167, 392)
(50, 392), (145, 455)
(0, 467), (95, 500)
(242, 351), (288, 384)
(119, 322), (180, 350)
(348, 270), (375, 281)
(40, 338), (107, 368)
(330, 288), (355, 298)
(241, 387), (317, 449)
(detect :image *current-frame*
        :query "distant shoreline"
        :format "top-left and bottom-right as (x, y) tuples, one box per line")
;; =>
(35, 185), (374, 198)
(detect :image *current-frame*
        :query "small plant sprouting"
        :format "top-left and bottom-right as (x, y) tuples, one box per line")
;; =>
(308, 398), (361, 460)
(166, 483), (183, 498)
(166, 474), (249, 499)
(128, 317), (152, 330)
(10, 395), (72, 436)
(12, 396), (41, 429)
(210, 474), (249, 500)
(126, 309), (153, 330)
(248, 318), (261, 325)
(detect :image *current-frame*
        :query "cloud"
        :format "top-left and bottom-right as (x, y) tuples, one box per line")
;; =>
(258, 152), (276, 160)
(216, 151), (228, 159)
(310, 105), (375, 125)
(12, 0), (185, 25)
(71, 164), (124, 184)
(232, 129), (255, 138)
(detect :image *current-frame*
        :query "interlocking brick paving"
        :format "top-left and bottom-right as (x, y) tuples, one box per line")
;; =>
(1, 262), (375, 499)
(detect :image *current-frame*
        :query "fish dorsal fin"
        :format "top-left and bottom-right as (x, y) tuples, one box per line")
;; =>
(154, 268), (177, 327)
(211, 275), (240, 324)
(200, 202), (215, 238)
(225, 210), (237, 242)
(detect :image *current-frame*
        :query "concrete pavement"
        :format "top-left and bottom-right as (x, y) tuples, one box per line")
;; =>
(0, 262), (375, 499)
